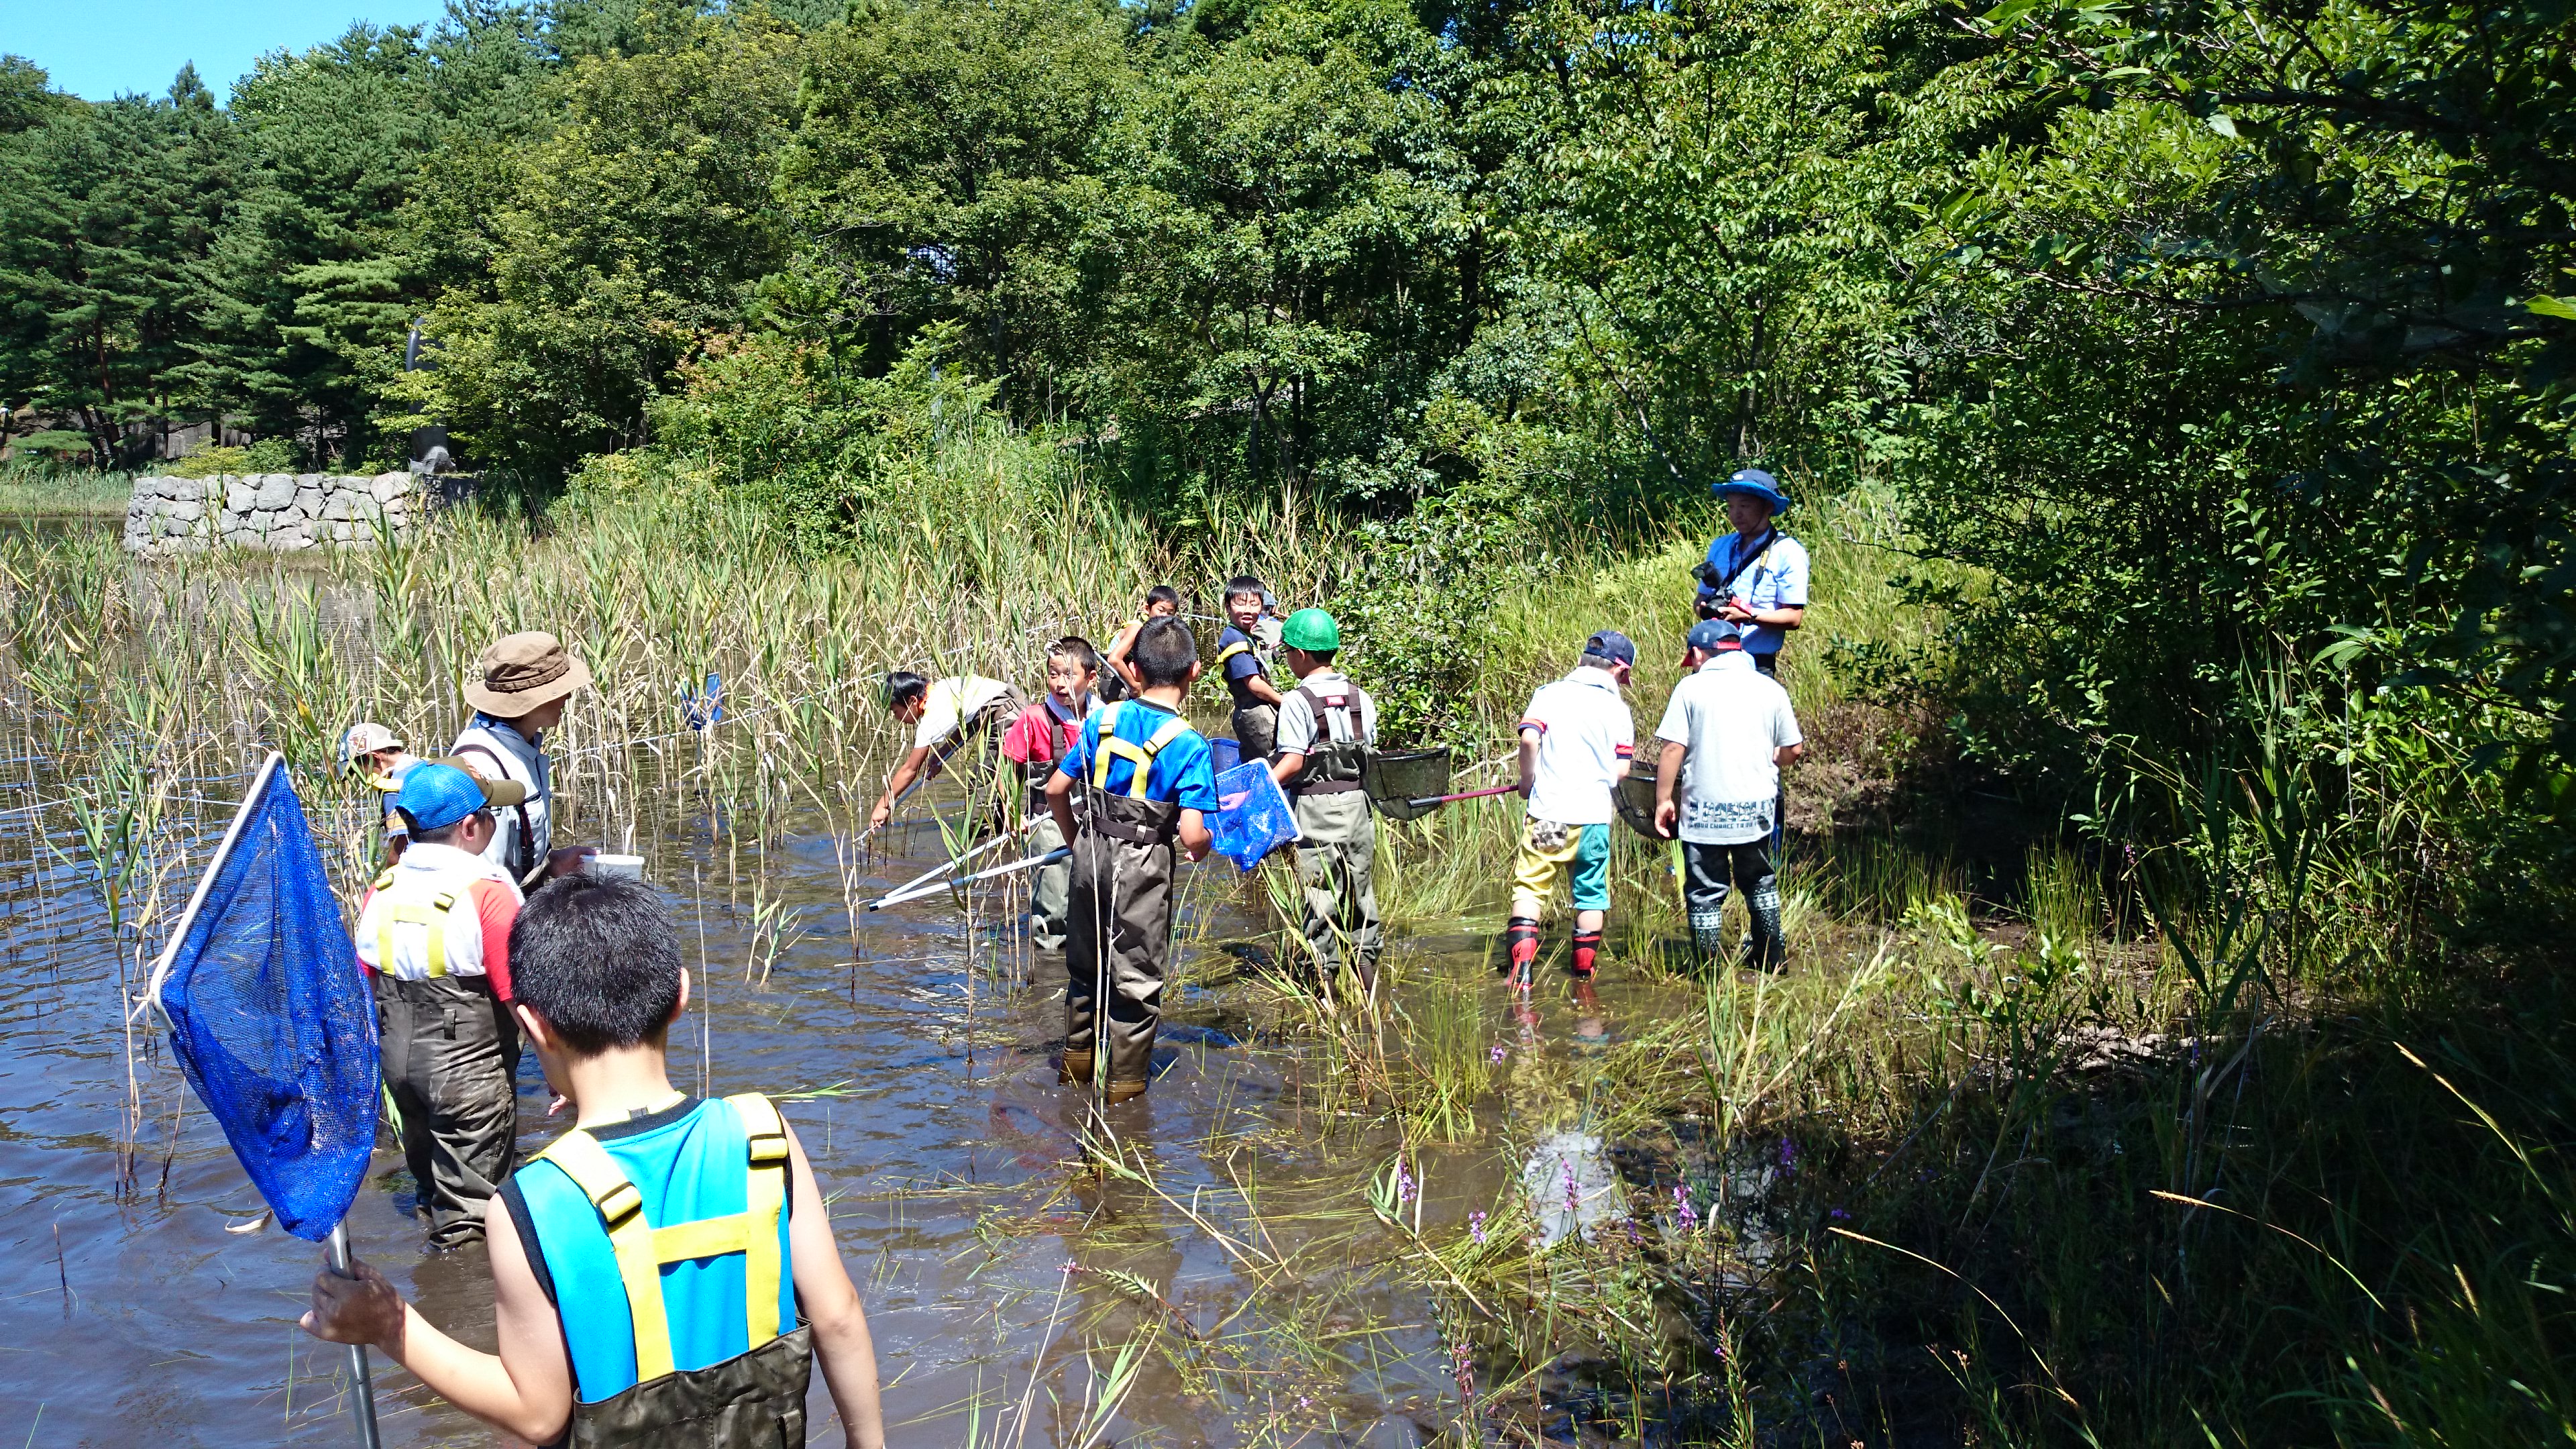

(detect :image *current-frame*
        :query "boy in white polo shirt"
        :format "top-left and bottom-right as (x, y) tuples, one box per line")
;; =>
(1503, 629), (1637, 985)
(1654, 619), (1805, 969)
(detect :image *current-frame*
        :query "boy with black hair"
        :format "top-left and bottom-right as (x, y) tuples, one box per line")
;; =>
(1504, 631), (1637, 986)
(1268, 608), (1383, 1000)
(1046, 615), (1218, 1102)
(1215, 575), (1285, 762)
(867, 669), (1024, 833)
(1001, 637), (1105, 957)
(1103, 584), (1183, 700)
(305, 873), (889, 1449)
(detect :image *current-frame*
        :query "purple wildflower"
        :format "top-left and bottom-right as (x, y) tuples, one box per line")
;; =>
(1672, 1183), (1700, 1232)
(1562, 1161), (1582, 1219)
(1469, 1210), (1489, 1245)
(1829, 1206), (1850, 1221)
(1450, 1338), (1478, 1399)
(1396, 1159), (1417, 1205)
(1778, 1136), (1798, 1170)
(1489, 1043), (1507, 1064)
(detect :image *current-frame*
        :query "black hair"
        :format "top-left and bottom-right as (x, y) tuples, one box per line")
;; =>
(1132, 615), (1199, 688)
(1224, 574), (1267, 606)
(508, 873), (685, 1054)
(1049, 635), (1101, 673)
(882, 670), (928, 708)
(1578, 651), (1622, 672)
(1144, 584), (1181, 611)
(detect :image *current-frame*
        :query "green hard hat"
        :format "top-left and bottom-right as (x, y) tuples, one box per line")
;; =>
(1282, 607), (1340, 652)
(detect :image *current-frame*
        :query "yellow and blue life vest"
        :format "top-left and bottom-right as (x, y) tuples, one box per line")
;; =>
(513, 1095), (798, 1403)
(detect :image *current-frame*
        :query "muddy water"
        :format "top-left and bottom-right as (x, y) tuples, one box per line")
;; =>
(0, 749), (1695, 1447)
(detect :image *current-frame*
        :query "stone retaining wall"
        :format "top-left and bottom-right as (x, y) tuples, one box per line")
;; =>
(123, 473), (444, 555)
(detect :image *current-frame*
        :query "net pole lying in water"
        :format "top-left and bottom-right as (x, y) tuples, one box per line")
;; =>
(327, 1222), (385, 1449)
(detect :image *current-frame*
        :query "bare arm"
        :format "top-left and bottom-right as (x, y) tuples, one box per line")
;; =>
(782, 1122), (885, 1449)
(1177, 807), (1212, 861)
(301, 1198), (574, 1444)
(1269, 749), (1305, 786)
(1654, 743), (1686, 838)
(1774, 743), (1805, 768)
(1515, 728), (1540, 796)
(868, 743), (936, 828)
(1046, 766), (1079, 845)
(1106, 625), (1142, 689)
(1244, 673), (1285, 707)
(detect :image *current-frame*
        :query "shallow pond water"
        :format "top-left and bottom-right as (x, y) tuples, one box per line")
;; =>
(0, 743), (1711, 1448)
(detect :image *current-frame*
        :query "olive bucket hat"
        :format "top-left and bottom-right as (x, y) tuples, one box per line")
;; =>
(463, 631), (592, 717)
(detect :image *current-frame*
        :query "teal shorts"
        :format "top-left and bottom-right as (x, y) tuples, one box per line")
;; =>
(1513, 821), (1614, 914)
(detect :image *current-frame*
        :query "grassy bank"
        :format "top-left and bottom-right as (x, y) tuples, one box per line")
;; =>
(0, 466), (132, 517)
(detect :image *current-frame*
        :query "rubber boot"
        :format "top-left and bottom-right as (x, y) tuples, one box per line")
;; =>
(1745, 875), (1786, 971)
(1061, 1051), (1095, 1086)
(1690, 887), (1731, 963)
(1571, 929), (1603, 978)
(1106, 1079), (1149, 1104)
(1503, 917), (1540, 986)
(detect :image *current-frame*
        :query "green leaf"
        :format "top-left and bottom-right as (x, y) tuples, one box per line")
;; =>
(2524, 295), (2576, 321)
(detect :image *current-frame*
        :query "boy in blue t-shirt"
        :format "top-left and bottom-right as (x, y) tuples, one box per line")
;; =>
(1046, 616), (1218, 1103)
(1214, 574), (1285, 761)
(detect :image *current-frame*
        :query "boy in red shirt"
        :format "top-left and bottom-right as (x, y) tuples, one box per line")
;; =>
(355, 759), (532, 1247)
(1000, 638), (1104, 957)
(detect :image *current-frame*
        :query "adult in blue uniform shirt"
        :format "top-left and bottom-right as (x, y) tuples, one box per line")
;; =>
(1693, 468), (1808, 676)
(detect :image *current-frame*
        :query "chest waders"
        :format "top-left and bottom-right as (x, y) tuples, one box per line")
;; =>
(1284, 684), (1381, 1001)
(535, 1093), (812, 1448)
(1067, 705), (1189, 1103)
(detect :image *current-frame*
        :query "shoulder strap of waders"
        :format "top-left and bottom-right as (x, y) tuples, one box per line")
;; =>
(723, 1092), (792, 1352)
(538, 1097), (793, 1385)
(1214, 637), (1253, 667)
(378, 889), (458, 978)
(1090, 705), (1192, 800)
(452, 741), (536, 875)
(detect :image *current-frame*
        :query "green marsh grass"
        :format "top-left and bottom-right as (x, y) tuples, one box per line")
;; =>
(4, 470), (2563, 1446)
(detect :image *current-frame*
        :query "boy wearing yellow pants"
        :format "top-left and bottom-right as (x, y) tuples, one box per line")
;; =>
(1503, 630), (1636, 985)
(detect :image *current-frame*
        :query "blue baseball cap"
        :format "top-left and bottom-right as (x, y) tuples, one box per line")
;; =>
(1687, 619), (1742, 653)
(1713, 468), (1790, 514)
(392, 761), (525, 833)
(1583, 630), (1637, 666)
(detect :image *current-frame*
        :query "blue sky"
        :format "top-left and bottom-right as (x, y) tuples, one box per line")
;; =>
(6, 0), (452, 101)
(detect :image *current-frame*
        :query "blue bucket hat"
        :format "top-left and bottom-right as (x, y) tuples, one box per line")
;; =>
(392, 761), (512, 834)
(1712, 468), (1790, 514)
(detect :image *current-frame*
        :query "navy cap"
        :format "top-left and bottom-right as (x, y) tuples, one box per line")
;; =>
(1687, 619), (1742, 653)
(1583, 630), (1637, 666)
(1713, 468), (1790, 513)
(392, 763), (492, 834)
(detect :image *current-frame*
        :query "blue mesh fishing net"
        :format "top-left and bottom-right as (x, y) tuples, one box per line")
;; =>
(156, 761), (379, 1242)
(1210, 737), (1243, 775)
(1208, 761), (1298, 871)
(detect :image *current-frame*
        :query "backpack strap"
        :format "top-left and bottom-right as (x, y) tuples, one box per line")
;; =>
(536, 1095), (794, 1386)
(1214, 639), (1254, 668)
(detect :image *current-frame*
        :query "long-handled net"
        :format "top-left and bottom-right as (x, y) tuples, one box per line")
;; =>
(147, 753), (383, 1446)
(1360, 748), (1452, 823)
